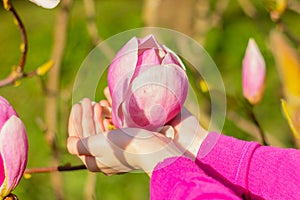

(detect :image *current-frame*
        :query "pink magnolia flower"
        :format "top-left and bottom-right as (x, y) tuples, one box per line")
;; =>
(0, 97), (28, 199)
(108, 35), (188, 131)
(29, 0), (60, 9)
(242, 38), (266, 105)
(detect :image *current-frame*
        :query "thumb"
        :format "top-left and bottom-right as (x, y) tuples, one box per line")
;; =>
(159, 125), (175, 139)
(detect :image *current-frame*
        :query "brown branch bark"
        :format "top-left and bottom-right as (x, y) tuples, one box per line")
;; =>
(84, 172), (97, 200)
(0, 1), (53, 87)
(227, 110), (286, 147)
(288, 0), (300, 15)
(83, 0), (100, 45)
(83, 0), (114, 59)
(4, 1), (28, 72)
(44, 0), (73, 199)
(82, 1), (100, 197)
(25, 164), (86, 174)
(0, 0), (28, 87)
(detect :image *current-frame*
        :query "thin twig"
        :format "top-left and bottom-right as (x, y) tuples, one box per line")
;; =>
(25, 164), (87, 174)
(84, 172), (97, 200)
(83, 0), (100, 45)
(2, 0), (28, 72)
(276, 18), (300, 46)
(83, 0), (114, 58)
(288, 0), (300, 15)
(0, 0), (28, 87)
(237, 0), (256, 18)
(44, 0), (73, 199)
(9, 6), (27, 72)
(248, 105), (269, 146)
(0, 0), (53, 88)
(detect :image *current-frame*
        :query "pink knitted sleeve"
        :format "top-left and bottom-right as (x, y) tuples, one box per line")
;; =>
(150, 156), (242, 200)
(197, 132), (300, 200)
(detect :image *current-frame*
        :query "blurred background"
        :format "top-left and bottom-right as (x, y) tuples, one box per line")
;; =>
(1, 0), (300, 199)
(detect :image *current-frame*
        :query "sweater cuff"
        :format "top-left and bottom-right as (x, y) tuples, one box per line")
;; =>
(150, 156), (202, 200)
(196, 132), (260, 193)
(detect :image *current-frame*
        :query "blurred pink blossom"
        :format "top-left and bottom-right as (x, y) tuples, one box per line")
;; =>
(242, 38), (266, 105)
(0, 97), (28, 198)
(108, 35), (188, 131)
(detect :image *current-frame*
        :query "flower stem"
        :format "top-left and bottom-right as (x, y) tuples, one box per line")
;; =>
(249, 105), (269, 146)
(276, 18), (300, 47)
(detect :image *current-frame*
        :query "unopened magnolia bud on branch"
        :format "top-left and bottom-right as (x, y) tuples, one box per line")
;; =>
(242, 38), (266, 105)
(0, 97), (28, 199)
(108, 35), (188, 131)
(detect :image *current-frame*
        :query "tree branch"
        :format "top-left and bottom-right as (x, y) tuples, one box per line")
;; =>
(25, 164), (87, 174)
(0, 0), (28, 87)
(0, 0), (53, 88)
(276, 18), (300, 47)
(44, 0), (73, 199)
(83, 0), (100, 45)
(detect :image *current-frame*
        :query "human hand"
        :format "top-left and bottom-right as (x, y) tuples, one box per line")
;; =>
(67, 97), (183, 176)
(101, 86), (208, 160)
(165, 107), (208, 160)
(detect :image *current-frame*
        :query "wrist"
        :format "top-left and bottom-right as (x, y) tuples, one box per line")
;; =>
(133, 134), (183, 176)
(184, 126), (209, 160)
(173, 118), (209, 160)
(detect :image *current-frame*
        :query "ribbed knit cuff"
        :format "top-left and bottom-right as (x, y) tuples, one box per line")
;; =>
(150, 156), (201, 200)
(196, 132), (260, 196)
(150, 156), (243, 200)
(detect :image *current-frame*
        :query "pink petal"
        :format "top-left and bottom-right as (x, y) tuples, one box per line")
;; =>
(135, 48), (161, 72)
(109, 35), (188, 129)
(161, 52), (181, 66)
(0, 97), (17, 132)
(0, 116), (28, 193)
(110, 76), (131, 128)
(111, 48), (160, 127)
(138, 34), (161, 50)
(108, 37), (140, 126)
(0, 154), (4, 188)
(137, 48), (161, 66)
(109, 35), (163, 128)
(242, 38), (266, 104)
(108, 37), (139, 93)
(162, 45), (186, 70)
(122, 64), (188, 130)
(138, 34), (166, 61)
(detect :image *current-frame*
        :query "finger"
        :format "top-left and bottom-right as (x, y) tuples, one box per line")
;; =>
(68, 133), (113, 157)
(83, 155), (102, 172)
(76, 155), (103, 173)
(68, 134), (130, 169)
(103, 119), (110, 131)
(81, 98), (96, 137)
(82, 156), (121, 175)
(67, 136), (92, 156)
(159, 125), (175, 139)
(68, 104), (83, 137)
(99, 100), (112, 119)
(93, 103), (104, 133)
(104, 87), (112, 106)
(103, 119), (117, 132)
